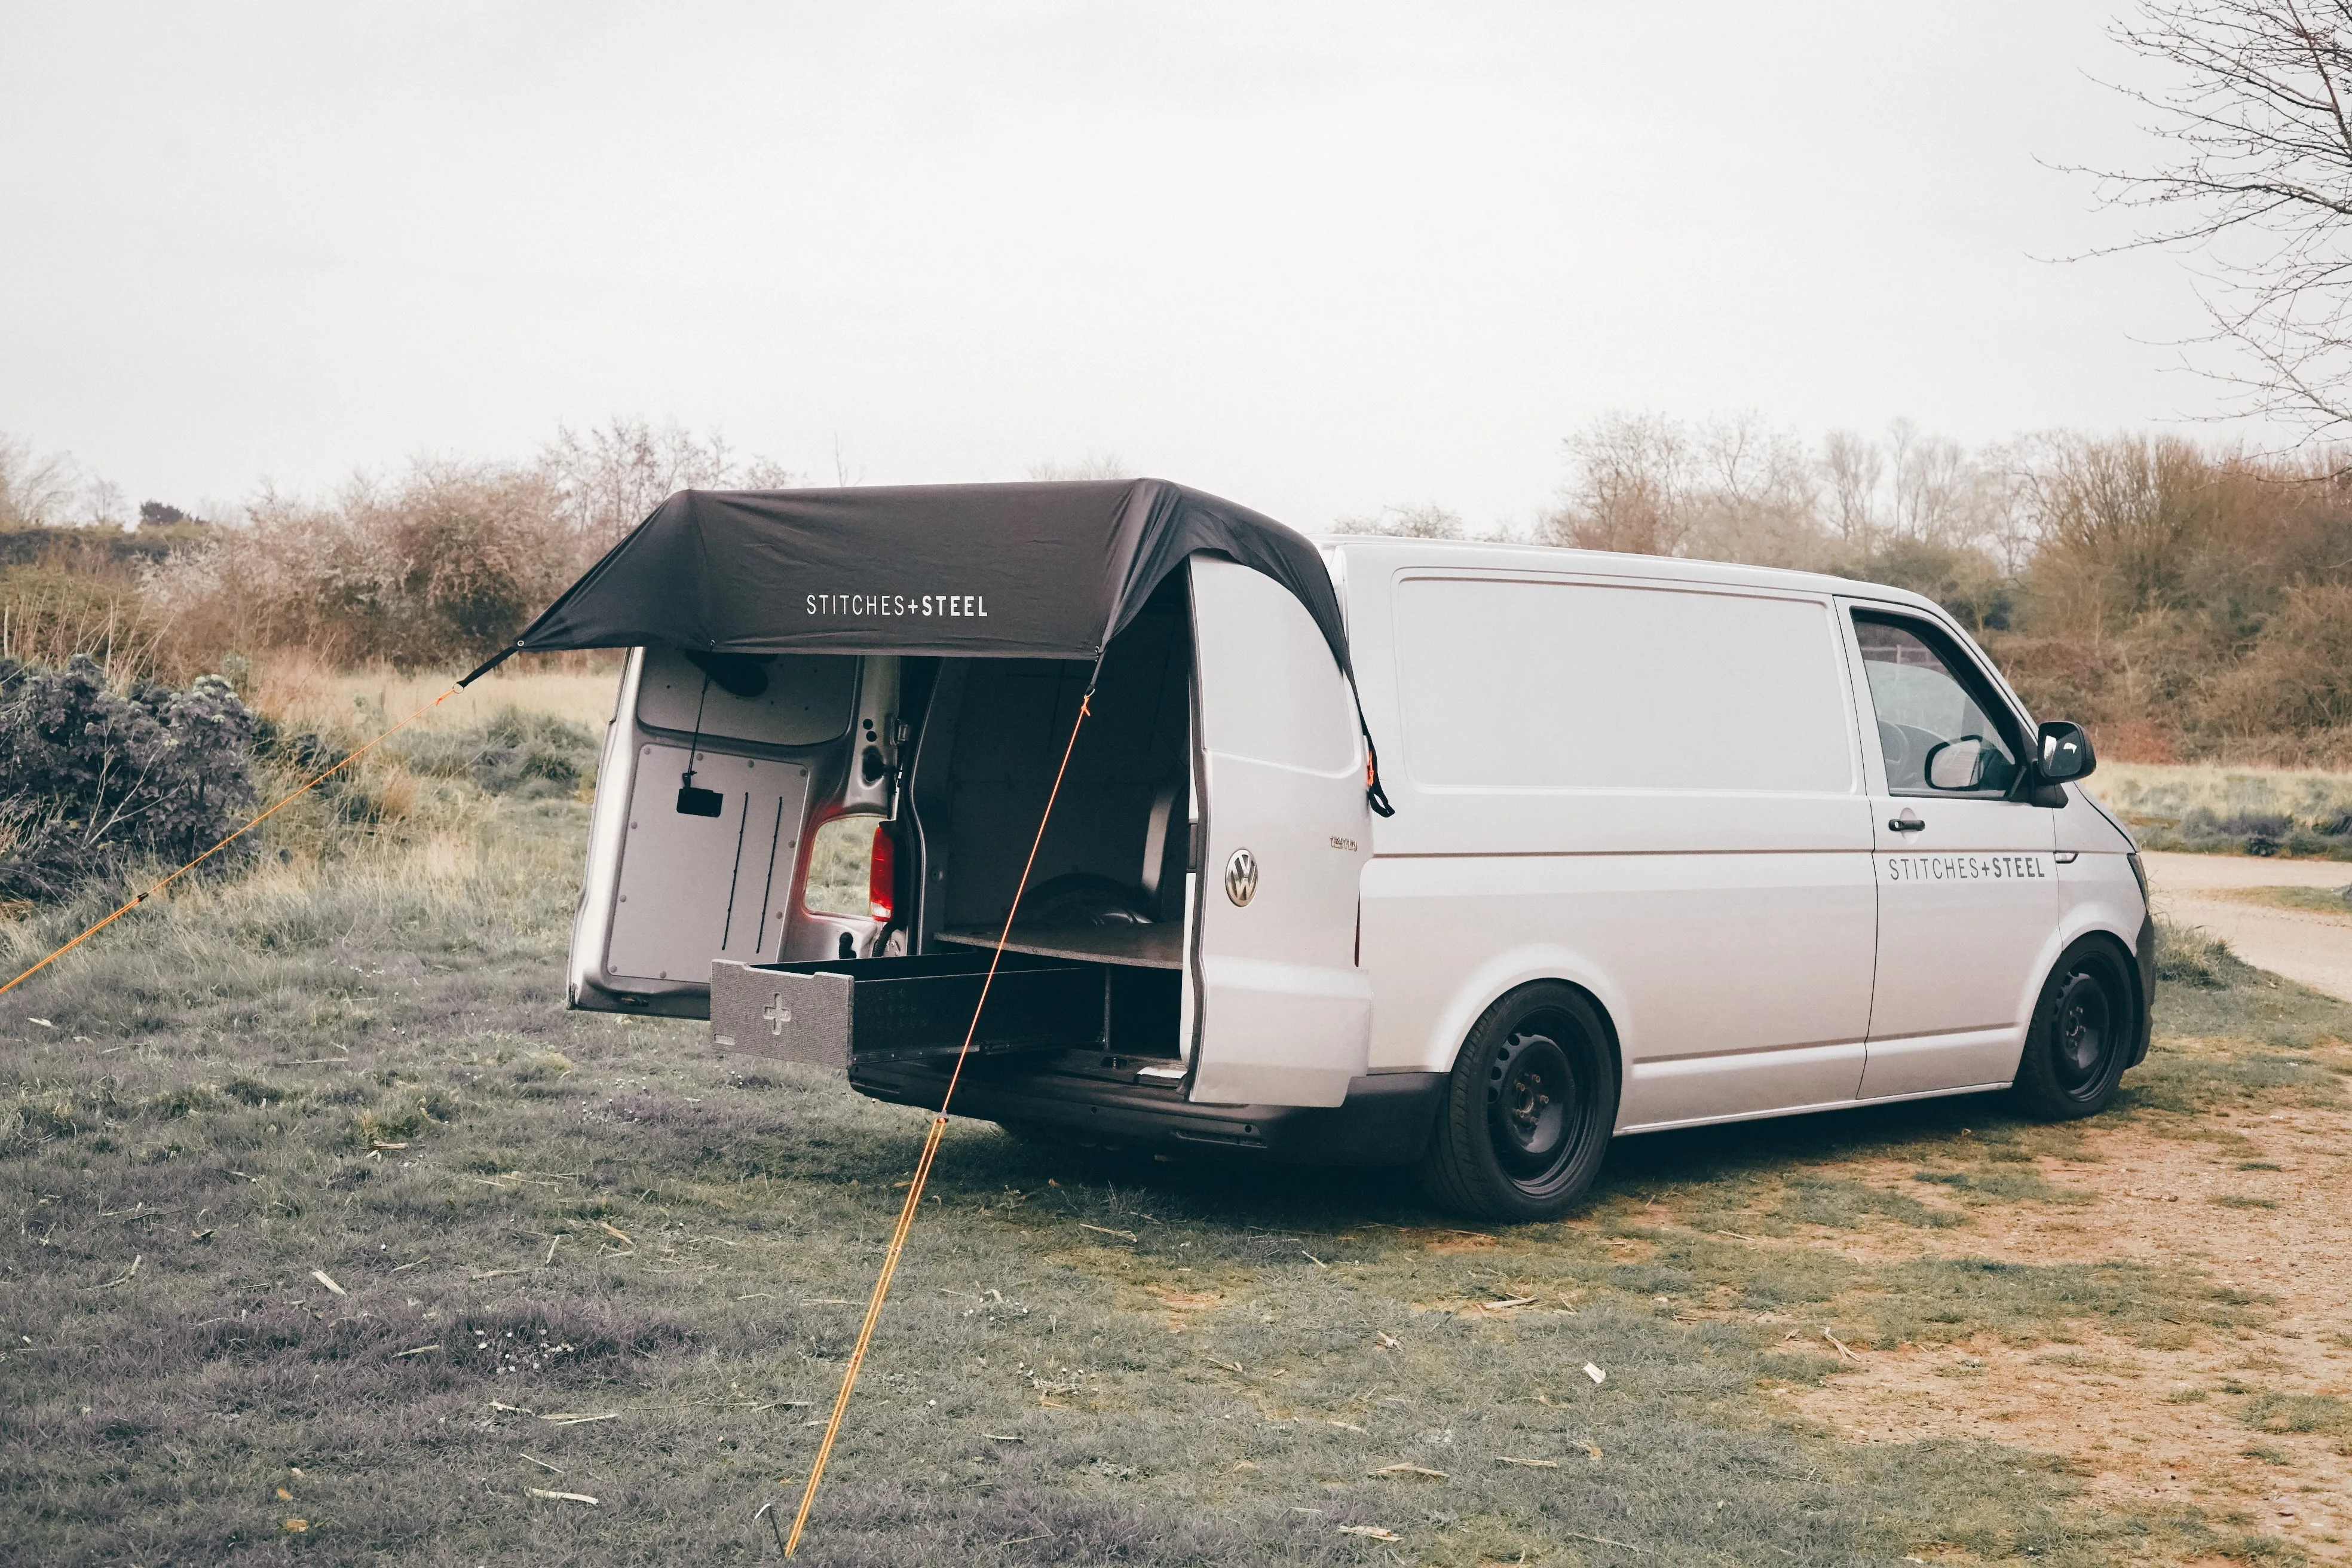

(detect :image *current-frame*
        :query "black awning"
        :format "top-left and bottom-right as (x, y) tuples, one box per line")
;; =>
(479, 478), (1350, 678)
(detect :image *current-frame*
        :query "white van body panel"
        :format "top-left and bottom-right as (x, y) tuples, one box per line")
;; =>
(1340, 553), (1882, 1131)
(1838, 598), (2060, 1099)
(2059, 784), (2139, 856)
(2053, 788), (2144, 986)
(1323, 537), (2150, 1137)
(2054, 798), (2147, 953)
(570, 653), (648, 999)
(1359, 849), (1882, 1129)
(1188, 556), (1374, 1108)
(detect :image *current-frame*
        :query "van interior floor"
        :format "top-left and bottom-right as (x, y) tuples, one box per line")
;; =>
(935, 923), (1182, 969)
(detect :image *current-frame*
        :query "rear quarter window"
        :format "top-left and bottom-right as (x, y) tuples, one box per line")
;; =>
(1394, 576), (1857, 794)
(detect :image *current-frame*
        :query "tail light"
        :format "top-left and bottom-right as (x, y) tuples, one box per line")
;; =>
(868, 826), (896, 922)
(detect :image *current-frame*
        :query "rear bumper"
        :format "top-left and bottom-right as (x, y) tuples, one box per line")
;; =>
(850, 1059), (1446, 1168)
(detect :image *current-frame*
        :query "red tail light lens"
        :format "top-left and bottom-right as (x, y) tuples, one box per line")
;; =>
(868, 826), (895, 922)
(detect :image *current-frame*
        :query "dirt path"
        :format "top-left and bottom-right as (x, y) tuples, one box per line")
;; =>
(1787, 1102), (2352, 1560)
(2142, 850), (2352, 1003)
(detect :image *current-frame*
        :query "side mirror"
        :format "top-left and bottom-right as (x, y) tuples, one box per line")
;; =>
(1924, 736), (1991, 791)
(2036, 721), (2095, 783)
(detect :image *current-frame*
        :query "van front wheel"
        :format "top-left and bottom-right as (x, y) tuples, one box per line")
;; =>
(2010, 937), (2137, 1120)
(1420, 983), (1616, 1221)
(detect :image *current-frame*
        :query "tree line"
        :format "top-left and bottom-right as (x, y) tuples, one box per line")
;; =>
(1339, 414), (2352, 767)
(7, 412), (2352, 765)
(0, 418), (792, 681)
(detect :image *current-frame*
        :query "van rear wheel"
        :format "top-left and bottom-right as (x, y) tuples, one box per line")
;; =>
(2010, 937), (2137, 1120)
(1420, 983), (1616, 1221)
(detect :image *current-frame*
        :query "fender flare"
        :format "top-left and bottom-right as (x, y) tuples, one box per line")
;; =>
(1416, 944), (1628, 1086)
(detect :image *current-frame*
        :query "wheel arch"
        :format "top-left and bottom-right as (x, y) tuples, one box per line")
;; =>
(1998, 905), (2147, 1067)
(2055, 926), (2147, 1036)
(1428, 953), (1628, 1117)
(2035, 923), (2147, 1039)
(2009, 926), (2144, 1119)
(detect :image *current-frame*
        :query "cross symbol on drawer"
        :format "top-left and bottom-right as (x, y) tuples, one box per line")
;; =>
(762, 994), (791, 1036)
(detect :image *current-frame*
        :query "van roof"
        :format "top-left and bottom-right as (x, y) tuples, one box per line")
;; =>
(1310, 535), (1949, 619)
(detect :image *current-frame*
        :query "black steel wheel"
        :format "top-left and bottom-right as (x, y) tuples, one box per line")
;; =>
(2010, 937), (2137, 1120)
(1420, 982), (1616, 1221)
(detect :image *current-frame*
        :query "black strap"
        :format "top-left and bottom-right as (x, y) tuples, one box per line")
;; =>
(1348, 687), (1396, 819)
(681, 672), (712, 791)
(1362, 726), (1396, 818)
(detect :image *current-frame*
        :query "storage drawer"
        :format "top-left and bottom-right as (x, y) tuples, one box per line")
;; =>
(710, 950), (1111, 1068)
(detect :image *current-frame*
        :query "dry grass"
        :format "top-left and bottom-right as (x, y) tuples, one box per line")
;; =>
(4, 685), (2350, 1564)
(246, 648), (621, 738)
(2094, 760), (2352, 856)
(2210, 884), (2352, 914)
(2097, 761), (2352, 829)
(0, 564), (172, 680)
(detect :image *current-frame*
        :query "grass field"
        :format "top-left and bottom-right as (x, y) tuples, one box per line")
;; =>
(2095, 762), (2352, 858)
(4, 682), (2351, 1565)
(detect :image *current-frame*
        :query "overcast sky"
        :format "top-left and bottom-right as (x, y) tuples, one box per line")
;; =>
(0, 2), (2245, 531)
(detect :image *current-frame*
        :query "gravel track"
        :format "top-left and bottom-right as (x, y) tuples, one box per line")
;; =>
(2141, 850), (2352, 1002)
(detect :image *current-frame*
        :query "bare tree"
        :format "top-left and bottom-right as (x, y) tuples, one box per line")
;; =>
(1681, 415), (1821, 566)
(1331, 502), (1467, 538)
(1888, 419), (1974, 544)
(1025, 453), (1135, 481)
(0, 431), (81, 528)
(2026, 431), (2225, 622)
(1963, 440), (2046, 577)
(78, 477), (130, 530)
(539, 416), (796, 543)
(2090, 1), (2352, 435)
(1545, 411), (1695, 555)
(1820, 430), (1885, 557)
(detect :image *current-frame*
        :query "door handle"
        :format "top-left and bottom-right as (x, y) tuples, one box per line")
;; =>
(1888, 808), (1926, 833)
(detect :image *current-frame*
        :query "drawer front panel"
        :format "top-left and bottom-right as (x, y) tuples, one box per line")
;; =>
(709, 953), (1110, 1068)
(711, 961), (851, 1067)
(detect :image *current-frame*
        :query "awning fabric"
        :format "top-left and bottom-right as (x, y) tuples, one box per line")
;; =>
(476, 479), (1352, 678)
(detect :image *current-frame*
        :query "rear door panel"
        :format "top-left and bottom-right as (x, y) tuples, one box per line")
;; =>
(568, 647), (865, 1013)
(1188, 556), (1373, 1108)
(607, 747), (810, 980)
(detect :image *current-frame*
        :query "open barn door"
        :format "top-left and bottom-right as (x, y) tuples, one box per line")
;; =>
(569, 647), (871, 1013)
(1187, 555), (1373, 1108)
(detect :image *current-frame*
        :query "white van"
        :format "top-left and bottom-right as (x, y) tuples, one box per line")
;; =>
(535, 486), (2149, 1219)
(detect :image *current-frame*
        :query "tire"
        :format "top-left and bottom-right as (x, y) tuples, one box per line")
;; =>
(2009, 936), (2138, 1120)
(1419, 982), (1618, 1221)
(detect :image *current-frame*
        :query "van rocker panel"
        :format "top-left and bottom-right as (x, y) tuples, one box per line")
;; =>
(851, 1059), (1448, 1168)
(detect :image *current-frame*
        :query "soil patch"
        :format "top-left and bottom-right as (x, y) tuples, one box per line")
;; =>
(1791, 1110), (2352, 1560)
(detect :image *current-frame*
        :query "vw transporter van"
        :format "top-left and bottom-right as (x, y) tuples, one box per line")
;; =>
(521, 481), (2150, 1220)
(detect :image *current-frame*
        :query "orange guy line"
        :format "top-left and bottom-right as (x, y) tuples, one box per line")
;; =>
(1, 681), (465, 1003)
(786, 689), (1095, 1554)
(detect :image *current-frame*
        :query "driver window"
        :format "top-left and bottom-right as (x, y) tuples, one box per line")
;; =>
(1852, 615), (2020, 796)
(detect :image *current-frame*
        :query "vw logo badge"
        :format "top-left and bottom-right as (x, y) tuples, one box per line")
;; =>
(1224, 847), (1258, 907)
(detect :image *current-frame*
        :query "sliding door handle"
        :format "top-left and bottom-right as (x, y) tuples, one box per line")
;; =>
(1888, 808), (1926, 833)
